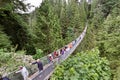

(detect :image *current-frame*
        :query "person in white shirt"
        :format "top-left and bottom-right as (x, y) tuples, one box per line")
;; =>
(65, 46), (70, 52)
(48, 54), (54, 63)
(16, 66), (29, 80)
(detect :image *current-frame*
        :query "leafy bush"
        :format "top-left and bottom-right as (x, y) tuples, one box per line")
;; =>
(51, 48), (111, 80)
(0, 49), (11, 66)
(33, 49), (44, 59)
(0, 25), (11, 48)
(97, 15), (120, 59)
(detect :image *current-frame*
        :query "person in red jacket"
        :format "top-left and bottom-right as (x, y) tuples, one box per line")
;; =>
(53, 51), (58, 58)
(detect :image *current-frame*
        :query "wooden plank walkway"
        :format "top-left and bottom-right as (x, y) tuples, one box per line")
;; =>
(28, 26), (87, 80)
(28, 59), (58, 80)
(29, 63), (51, 79)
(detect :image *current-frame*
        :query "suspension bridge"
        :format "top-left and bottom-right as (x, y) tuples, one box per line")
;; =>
(7, 26), (87, 80)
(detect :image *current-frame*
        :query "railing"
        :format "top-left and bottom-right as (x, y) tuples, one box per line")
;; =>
(6, 26), (87, 80)
(29, 26), (87, 80)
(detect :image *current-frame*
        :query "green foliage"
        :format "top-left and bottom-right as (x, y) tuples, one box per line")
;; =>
(98, 0), (119, 17)
(51, 48), (111, 80)
(31, 0), (63, 53)
(96, 13), (120, 79)
(0, 25), (11, 48)
(33, 49), (44, 59)
(77, 26), (96, 52)
(0, 1), (30, 50)
(97, 7), (120, 59)
(114, 66), (120, 80)
(25, 44), (36, 55)
(30, 0), (88, 54)
(0, 0), (29, 12)
(0, 49), (11, 66)
(89, 0), (120, 79)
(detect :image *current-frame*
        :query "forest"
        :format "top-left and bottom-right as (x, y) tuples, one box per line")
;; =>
(0, 0), (120, 80)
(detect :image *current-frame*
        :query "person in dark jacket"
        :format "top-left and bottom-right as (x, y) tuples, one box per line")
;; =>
(2, 77), (10, 80)
(31, 59), (43, 72)
(0, 74), (10, 80)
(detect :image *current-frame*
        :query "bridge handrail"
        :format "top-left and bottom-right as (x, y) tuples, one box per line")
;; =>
(30, 26), (87, 80)
(6, 26), (87, 80)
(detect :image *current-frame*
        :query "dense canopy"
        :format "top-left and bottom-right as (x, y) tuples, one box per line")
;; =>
(0, 0), (120, 80)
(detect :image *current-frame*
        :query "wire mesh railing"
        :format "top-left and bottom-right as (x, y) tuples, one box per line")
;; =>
(5, 26), (87, 80)
(30, 26), (87, 80)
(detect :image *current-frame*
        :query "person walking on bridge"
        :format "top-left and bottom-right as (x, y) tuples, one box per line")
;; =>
(47, 54), (53, 63)
(31, 59), (43, 73)
(16, 66), (29, 80)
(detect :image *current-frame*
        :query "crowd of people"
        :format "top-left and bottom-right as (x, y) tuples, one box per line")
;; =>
(47, 39), (77, 63)
(0, 28), (86, 80)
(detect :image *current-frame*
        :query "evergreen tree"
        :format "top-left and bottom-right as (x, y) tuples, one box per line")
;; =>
(0, 25), (11, 48)
(35, 0), (62, 53)
(0, 0), (30, 50)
